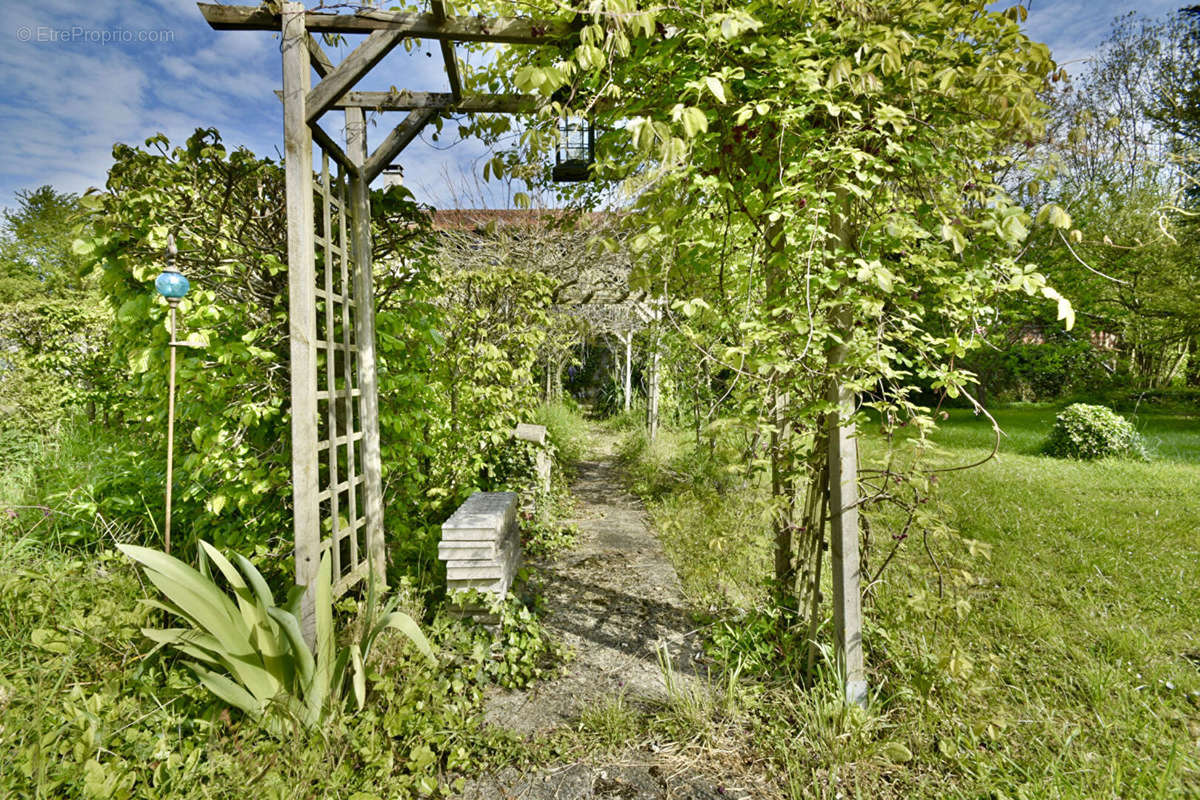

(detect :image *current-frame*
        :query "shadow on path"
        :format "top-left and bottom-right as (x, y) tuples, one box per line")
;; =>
(479, 454), (704, 737)
(458, 446), (765, 799)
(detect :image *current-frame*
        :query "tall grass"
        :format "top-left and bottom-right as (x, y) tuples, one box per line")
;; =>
(0, 417), (157, 547)
(534, 400), (590, 468)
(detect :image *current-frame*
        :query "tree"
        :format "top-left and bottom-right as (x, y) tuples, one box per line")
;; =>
(1012, 10), (1200, 390)
(0, 186), (113, 428)
(1149, 7), (1200, 156)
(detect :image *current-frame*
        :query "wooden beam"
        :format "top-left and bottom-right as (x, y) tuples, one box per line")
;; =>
(310, 121), (359, 179)
(306, 34), (334, 77)
(280, 1), (321, 650)
(431, 1), (463, 102)
(622, 330), (632, 413)
(328, 90), (542, 114)
(362, 109), (438, 183)
(827, 357), (866, 707)
(198, 3), (576, 43)
(307, 28), (406, 124)
(275, 90), (543, 114)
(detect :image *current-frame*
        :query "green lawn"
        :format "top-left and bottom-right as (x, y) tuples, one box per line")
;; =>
(916, 406), (1200, 798)
(622, 405), (1200, 798)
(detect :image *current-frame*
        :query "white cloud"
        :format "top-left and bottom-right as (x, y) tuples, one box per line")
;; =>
(9, 1), (1185, 209)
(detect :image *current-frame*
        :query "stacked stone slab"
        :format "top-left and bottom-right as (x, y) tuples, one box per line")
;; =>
(439, 491), (520, 619)
(514, 423), (551, 494)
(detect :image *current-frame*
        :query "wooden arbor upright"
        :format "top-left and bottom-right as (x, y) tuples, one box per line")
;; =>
(198, 2), (572, 644)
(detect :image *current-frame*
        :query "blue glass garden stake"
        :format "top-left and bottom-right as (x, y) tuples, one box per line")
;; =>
(156, 234), (188, 555)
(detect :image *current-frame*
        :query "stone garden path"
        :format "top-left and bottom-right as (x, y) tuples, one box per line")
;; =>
(460, 432), (763, 799)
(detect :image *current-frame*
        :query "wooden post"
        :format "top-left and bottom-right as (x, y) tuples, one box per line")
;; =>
(828, 198), (866, 707)
(622, 330), (632, 413)
(645, 306), (661, 441)
(828, 361), (865, 706)
(281, 2), (321, 648)
(346, 106), (388, 589)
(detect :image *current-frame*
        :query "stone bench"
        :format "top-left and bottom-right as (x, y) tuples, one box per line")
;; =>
(440, 491), (520, 618)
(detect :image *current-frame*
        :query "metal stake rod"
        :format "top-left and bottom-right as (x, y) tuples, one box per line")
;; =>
(165, 300), (178, 555)
(155, 234), (190, 556)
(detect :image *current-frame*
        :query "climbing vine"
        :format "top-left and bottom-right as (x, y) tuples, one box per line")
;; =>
(467, 0), (1073, 618)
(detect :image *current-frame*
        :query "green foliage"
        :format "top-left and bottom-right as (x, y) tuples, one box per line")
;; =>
(0, 186), (116, 432)
(442, 592), (568, 690)
(967, 325), (1110, 402)
(533, 400), (589, 468)
(1013, 12), (1200, 393)
(0, 533), (572, 799)
(75, 131), (297, 550)
(120, 542), (433, 732)
(428, 265), (554, 497)
(62, 129), (554, 561)
(1043, 402), (1148, 460)
(520, 490), (579, 559)
(477, 0), (1068, 617)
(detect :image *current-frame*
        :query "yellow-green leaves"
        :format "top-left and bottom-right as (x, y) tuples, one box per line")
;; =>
(826, 57), (853, 88)
(705, 76), (727, 104)
(941, 222), (967, 254)
(629, 117), (660, 152)
(874, 103), (909, 134)
(513, 65), (566, 96)
(854, 258), (898, 293)
(1041, 286), (1076, 330)
(671, 104), (709, 137)
(1037, 203), (1073, 230)
(709, 10), (762, 41)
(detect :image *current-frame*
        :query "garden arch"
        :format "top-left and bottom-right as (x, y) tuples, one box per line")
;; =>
(199, 1), (575, 643)
(197, 3), (862, 706)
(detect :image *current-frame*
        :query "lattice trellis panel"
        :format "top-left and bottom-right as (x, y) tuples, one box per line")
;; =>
(312, 150), (376, 598)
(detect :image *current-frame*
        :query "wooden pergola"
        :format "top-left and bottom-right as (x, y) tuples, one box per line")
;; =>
(198, 1), (573, 644)
(197, 2), (864, 708)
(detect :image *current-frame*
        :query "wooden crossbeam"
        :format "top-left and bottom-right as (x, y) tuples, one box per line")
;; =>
(276, 89), (542, 114)
(198, 3), (575, 43)
(310, 121), (359, 178)
(341, 90), (541, 113)
(431, 1), (463, 102)
(306, 34), (334, 77)
(307, 28), (407, 124)
(362, 108), (439, 183)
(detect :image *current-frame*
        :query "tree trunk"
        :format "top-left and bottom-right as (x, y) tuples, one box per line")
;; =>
(765, 219), (795, 592)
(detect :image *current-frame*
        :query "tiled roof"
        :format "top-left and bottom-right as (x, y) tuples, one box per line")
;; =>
(429, 208), (614, 232)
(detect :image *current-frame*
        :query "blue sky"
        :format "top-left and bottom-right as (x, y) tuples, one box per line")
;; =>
(0, 0), (1190, 210)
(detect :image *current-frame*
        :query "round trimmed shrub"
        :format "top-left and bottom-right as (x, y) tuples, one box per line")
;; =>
(1043, 403), (1147, 460)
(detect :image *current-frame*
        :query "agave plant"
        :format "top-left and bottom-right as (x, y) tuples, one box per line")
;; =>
(119, 541), (434, 730)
